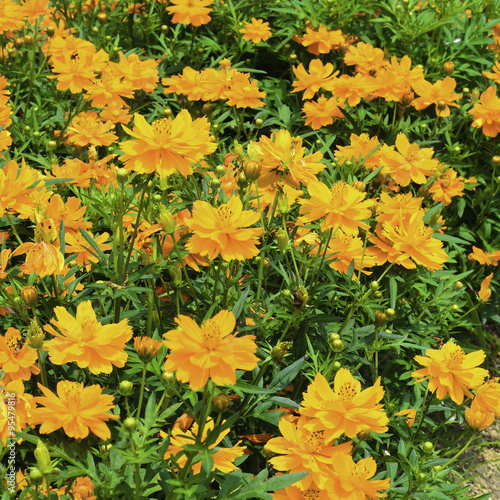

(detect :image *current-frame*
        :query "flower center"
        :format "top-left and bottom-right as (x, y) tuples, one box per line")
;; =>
(449, 346), (465, 367)
(152, 118), (172, 136)
(6, 333), (22, 353)
(351, 460), (370, 480)
(304, 430), (325, 453)
(406, 144), (421, 162)
(337, 381), (358, 400)
(217, 205), (233, 223)
(201, 319), (222, 350)
(60, 382), (82, 404)
(303, 489), (321, 500)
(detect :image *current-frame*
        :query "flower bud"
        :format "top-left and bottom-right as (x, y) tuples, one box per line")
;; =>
(275, 228), (288, 252)
(443, 61), (454, 75)
(492, 156), (500, 166)
(119, 380), (134, 397)
(123, 417), (137, 432)
(453, 281), (463, 291)
(294, 286), (309, 308)
(161, 372), (177, 395)
(35, 440), (52, 475)
(351, 180), (366, 192)
(332, 361), (341, 371)
(233, 140), (245, 161)
(116, 167), (129, 184)
(214, 165), (226, 178)
(277, 192), (288, 214)
(471, 88), (480, 102)
(331, 339), (344, 352)
(262, 443), (274, 459)
(243, 160), (262, 182)
(237, 172), (248, 188)
(254, 118), (264, 129)
(400, 91), (415, 107)
(212, 392), (231, 413)
(422, 441), (434, 453)
(437, 100), (447, 111)
(329, 332), (340, 343)
(134, 336), (162, 363)
(271, 343), (290, 361)
(169, 267), (183, 287)
(97, 12), (107, 23)
(356, 429), (371, 441)
(27, 319), (44, 350)
(29, 468), (44, 486)
(47, 140), (57, 151)
(374, 310), (387, 326)
(449, 304), (459, 313)
(370, 281), (380, 291)
(202, 103), (212, 115)
(157, 207), (176, 234)
(211, 178), (221, 190)
(45, 26), (55, 37)
(385, 308), (396, 318)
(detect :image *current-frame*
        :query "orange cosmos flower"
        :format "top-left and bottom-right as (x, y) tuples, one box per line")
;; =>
(325, 73), (371, 107)
(254, 130), (325, 189)
(300, 370), (389, 442)
(412, 77), (462, 117)
(334, 133), (382, 170)
(64, 231), (112, 271)
(0, 328), (40, 384)
(115, 51), (159, 93)
(380, 133), (440, 186)
(271, 485), (332, 500)
(412, 340), (488, 404)
(31, 381), (118, 440)
(297, 25), (345, 55)
(328, 453), (390, 499)
(185, 196), (262, 262)
(483, 59), (500, 84)
(375, 192), (424, 225)
(292, 59), (338, 100)
(240, 18), (271, 43)
(54, 477), (96, 500)
(0, 159), (41, 217)
(344, 42), (388, 76)
(224, 72), (267, 108)
(166, 0), (214, 26)
(478, 273), (493, 302)
(15, 238), (65, 277)
(299, 181), (373, 235)
(394, 408), (417, 427)
(468, 86), (500, 137)
(378, 213), (448, 271)
(302, 95), (344, 130)
(67, 111), (117, 147)
(44, 195), (91, 235)
(267, 416), (353, 490)
(44, 301), (133, 374)
(134, 336), (162, 363)
(471, 377), (500, 417)
(163, 310), (258, 390)
(119, 110), (216, 179)
(1, 380), (34, 446)
(311, 229), (377, 277)
(0, 0), (24, 35)
(428, 168), (465, 205)
(464, 405), (495, 431)
(162, 417), (246, 473)
(49, 45), (109, 94)
(468, 246), (500, 266)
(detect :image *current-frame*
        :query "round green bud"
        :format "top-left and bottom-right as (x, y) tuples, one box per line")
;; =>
(119, 380), (134, 396)
(29, 468), (44, 486)
(370, 281), (380, 291)
(123, 417), (137, 432)
(422, 441), (434, 453)
(386, 308), (396, 318)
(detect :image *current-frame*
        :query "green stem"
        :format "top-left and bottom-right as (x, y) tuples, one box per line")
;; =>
(442, 431), (478, 469)
(5, 213), (23, 246)
(172, 236), (201, 314)
(136, 363), (148, 419)
(212, 255), (223, 304)
(415, 385), (432, 435)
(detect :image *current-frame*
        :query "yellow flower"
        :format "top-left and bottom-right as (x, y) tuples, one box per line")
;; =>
(412, 341), (488, 404)
(300, 370), (389, 442)
(394, 408), (417, 427)
(166, 0), (214, 26)
(186, 197), (262, 262)
(478, 273), (493, 302)
(119, 110), (217, 179)
(163, 310), (258, 390)
(31, 381), (118, 440)
(292, 59), (338, 100)
(240, 18), (271, 44)
(0, 327), (40, 384)
(471, 377), (500, 417)
(161, 417), (246, 474)
(299, 181), (373, 235)
(267, 416), (353, 490)
(44, 301), (133, 374)
(465, 406), (495, 431)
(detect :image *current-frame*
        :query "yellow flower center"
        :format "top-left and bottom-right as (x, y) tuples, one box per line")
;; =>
(152, 118), (172, 136)
(337, 381), (358, 400)
(303, 489), (321, 500)
(217, 205), (234, 223)
(330, 181), (349, 200)
(201, 319), (222, 350)
(60, 382), (83, 404)
(406, 144), (421, 162)
(351, 460), (370, 479)
(449, 346), (465, 367)
(304, 430), (324, 453)
(6, 334), (22, 353)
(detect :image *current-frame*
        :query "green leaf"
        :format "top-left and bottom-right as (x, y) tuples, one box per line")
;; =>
(267, 355), (308, 393)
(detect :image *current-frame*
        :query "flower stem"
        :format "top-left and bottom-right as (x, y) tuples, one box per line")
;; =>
(136, 363), (148, 419)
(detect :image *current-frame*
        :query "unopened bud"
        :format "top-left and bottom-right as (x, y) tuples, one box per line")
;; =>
(276, 228), (288, 252)
(27, 319), (44, 350)
(453, 281), (463, 291)
(471, 88), (480, 102)
(161, 371), (177, 396)
(123, 417), (137, 432)
(29, 468), (44, 486)
(374, 310), (387, 326)
(233, 140), (245, 161)
(449, 304), (459, 313)
(400, 91), (415, 107)
(119, 380), (134, 396)
(212, 393), (231, 413)
(254, 118), (264, 128)
(214, 165), (226, 178)
(437, 100), (447, 111)
(35, 440), (52, 475)
(331, 338), (344, 352)
(134, 336), (162, 363)
(277, 192), (288, 214)
(157, 207), (176, 234)
(97, 12), (107, 23)
(116, 167), (129, 184)
(294, 286), (309, 308)
(492, 156), (500, 166)
(243, 160), (262, 182)
(443, 61), (454, 75)
(202, 103), (212, 115)
(169, 267), (183, 287)
(351, 180), (366, 192)
(386, 308), (396, 318)
(357, 429), (372, 441)
(237, 172), (248, 188)
(370, 281), (380, 291)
